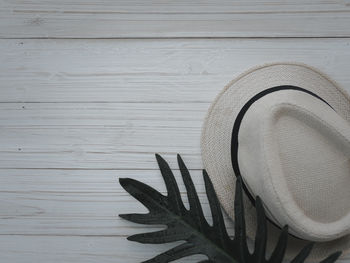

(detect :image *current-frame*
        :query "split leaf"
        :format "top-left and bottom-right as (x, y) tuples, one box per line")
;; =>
(120, 154), (341, 263)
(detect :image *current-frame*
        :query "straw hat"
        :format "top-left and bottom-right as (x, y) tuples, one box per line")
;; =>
(201, 63), (350, 261)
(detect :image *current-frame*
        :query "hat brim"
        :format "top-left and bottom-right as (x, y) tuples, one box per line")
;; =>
(200, 62), (350, 261)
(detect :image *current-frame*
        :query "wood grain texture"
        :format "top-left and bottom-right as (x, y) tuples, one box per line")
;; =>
(1, 37), (350, 261)
(1, 39), (350, 170)
(1, 38), (350, 103)
(0, 236), (209, 262)
(1, 0), (350, 38)
(0, 169), (225, 236)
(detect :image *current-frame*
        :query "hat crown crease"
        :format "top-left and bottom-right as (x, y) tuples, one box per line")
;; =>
(238, 90), (350, 242)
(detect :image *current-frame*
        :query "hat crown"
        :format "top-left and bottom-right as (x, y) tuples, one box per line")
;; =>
(238, 90), (350, 241)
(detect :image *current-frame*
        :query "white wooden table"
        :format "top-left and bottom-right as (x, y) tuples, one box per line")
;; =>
(0, 1), (350, 262)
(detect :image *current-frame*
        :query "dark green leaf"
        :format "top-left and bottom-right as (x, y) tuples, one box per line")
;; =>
(290, 243), (314, 263)
(252, 196), (267, 263)
(319, 251), (342, 263)
(268, 226), (288, 263)
(120, 154), (342, 263)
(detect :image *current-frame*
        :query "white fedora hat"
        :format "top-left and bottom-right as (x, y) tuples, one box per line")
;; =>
(201, 63), (350, 261)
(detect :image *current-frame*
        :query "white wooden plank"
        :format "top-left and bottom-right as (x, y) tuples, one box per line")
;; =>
(0, 102), (204, 169)
(4, 0), (350, 13)
(0, 169), (235, 236)
(0, 168), (220, 263)
(0, 235), (207, 262)
(0, 169), (193, 234)
(1, 0), (350, 38)
(1, 38), (350, 103)
(1, 168), (350, 262)
(0, 39), (350, 169)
